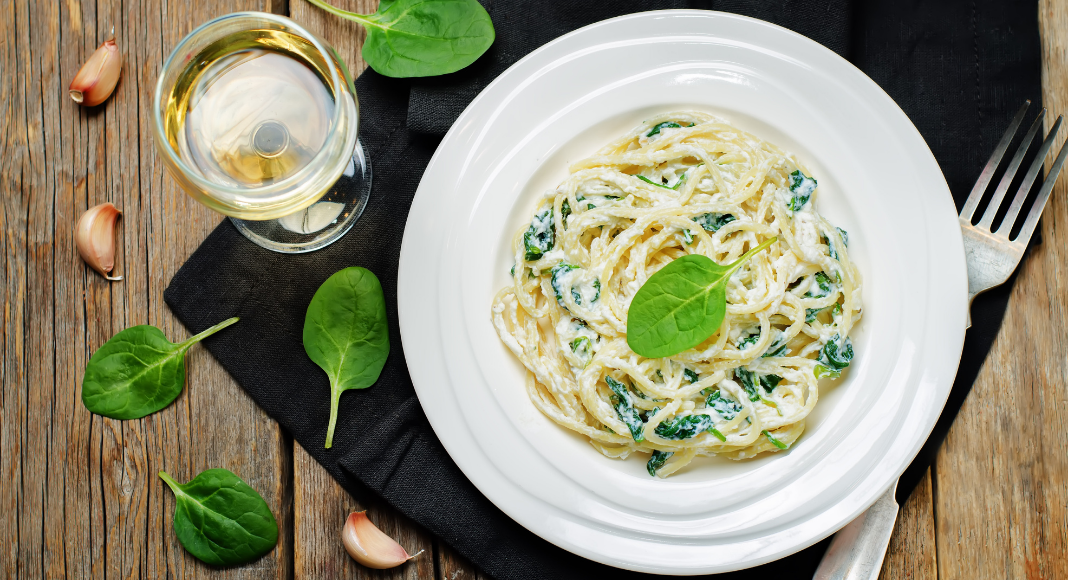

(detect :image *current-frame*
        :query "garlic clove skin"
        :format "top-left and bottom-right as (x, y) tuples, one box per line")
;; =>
(70, 38), (121, 106)
(341, 512), (419, 569)
(76, 203), (122, 281)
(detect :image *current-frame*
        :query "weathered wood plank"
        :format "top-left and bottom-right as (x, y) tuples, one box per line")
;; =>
(933, 2), (1068, 579)
(879, 468), (937, 580)
(293, 443), (434, 579)
(0, 0), (295, 578)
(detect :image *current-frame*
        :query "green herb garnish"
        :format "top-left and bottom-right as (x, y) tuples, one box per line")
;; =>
(647, 450), (673, 475)
(646, 121), (682, 137)
(627, 237), (777, 358)
(786, 170), (817, 212)
(763, 430), (788, 450)
(523, 209), (555, 261)
(814, 333), (854, 379)
(692, 212), (736, 232)
(605, 376), (644, 442)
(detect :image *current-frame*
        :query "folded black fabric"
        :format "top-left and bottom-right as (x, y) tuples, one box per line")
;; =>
(164, 1), (1041, 578)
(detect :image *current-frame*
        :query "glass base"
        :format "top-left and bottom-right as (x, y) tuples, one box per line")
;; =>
(231, 140), (371, 253)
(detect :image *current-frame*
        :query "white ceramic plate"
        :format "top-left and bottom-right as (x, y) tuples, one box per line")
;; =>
(398, 10), (967, 574)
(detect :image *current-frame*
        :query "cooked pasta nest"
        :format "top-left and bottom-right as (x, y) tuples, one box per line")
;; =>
(491, 111), (862, 478)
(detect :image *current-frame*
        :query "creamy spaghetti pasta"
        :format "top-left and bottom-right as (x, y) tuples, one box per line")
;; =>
(491, 111), (862, 477)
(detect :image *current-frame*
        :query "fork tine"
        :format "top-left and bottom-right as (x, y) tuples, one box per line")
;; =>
(961, 100), (1031, 221)
(1013, 139), (1068, 249)
(976, 110), (1046, 229)
(996, 115), (1063, 237)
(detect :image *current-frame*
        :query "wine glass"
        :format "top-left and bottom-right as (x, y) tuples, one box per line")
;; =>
(153, 11), (370, 253)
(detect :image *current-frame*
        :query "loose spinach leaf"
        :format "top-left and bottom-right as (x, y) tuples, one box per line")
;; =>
(605, 376), (644, 442)
(654, 413), (718, 440)
(627, 237), (777, 358)
(159, 469), (278, 566)
(646, 121), (681, 137)
(692, 212), (736, 232)
(523, 209), (555, 261)
(647, 450), (673, 476)
(760, 374), (782, 393)
(787, 170), (817, 212)
(304, 267), (390, 448)
(837, 227), (849, 247)
(591, 279), (601, 303)
(706, 390), (742, 420)
(683, 368), (699, 384)
(815, 333), (854, 379)
(561, 199), (572, 225)
(81, 317), (239, 420)
(763, 430), (788, 450)
(306, 0), (494, 78)
(682, 229), (695, 245)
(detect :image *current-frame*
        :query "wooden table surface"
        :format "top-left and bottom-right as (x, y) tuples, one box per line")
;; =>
(2, 0), (1065, 577)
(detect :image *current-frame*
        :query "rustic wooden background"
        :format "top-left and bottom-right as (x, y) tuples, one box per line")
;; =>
(1, 0), (1065, 577)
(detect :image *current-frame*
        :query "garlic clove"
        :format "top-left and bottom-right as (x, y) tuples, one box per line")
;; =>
(70, 37), (121, 106)
(341, 512), (420, 569)
(76, 203), (122, 281)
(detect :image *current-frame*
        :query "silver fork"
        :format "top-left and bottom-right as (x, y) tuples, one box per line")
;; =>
(814, 100), (1068, 580)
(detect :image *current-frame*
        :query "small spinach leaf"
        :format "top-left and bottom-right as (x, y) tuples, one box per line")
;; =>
(786, 170), (817, 212)
(523, 209), (555, 261)
(760, 374), (782, 393)
(570, 336), (592, 367)
(734, 368), (762, 402)
(684, 368), (699, 384)
(815, 333), (854, 379)
(306, 0), (495, 78)
(550, 264), (579, 307)
(605, 376), (644, 442)
(81, 317), (239, 420)
(158, 469), (278, 566)
(736, 328), (761, 351)
(647, 450), (673, 476)
(837, 227), (849, 247)
(654, 414), (718, 440)
(646, 121), (681, 137)
(692, 212), (736, 232)
(304, 267), (390, 448)
(804, 272), (834, 299)
(762, 330), (788, 358)
(706, 390), (742, 420)
(682, 229), (695, 245)
(627, 237), (777, 358)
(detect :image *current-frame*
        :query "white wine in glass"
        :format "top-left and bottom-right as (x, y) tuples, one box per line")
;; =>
(154, 12), (370, 253)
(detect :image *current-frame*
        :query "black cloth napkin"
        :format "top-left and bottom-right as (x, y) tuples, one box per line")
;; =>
(164, 1), (1041, 577)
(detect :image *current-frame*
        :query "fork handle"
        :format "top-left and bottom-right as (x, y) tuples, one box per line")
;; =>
(812, 481), (899, 580)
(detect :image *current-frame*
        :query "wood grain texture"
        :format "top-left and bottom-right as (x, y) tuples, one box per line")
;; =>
(2, 0), (1065, 578)
(879, 469), (937, 580)
(933, 2), (1068, 579)
(0, 0), (292, 577)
